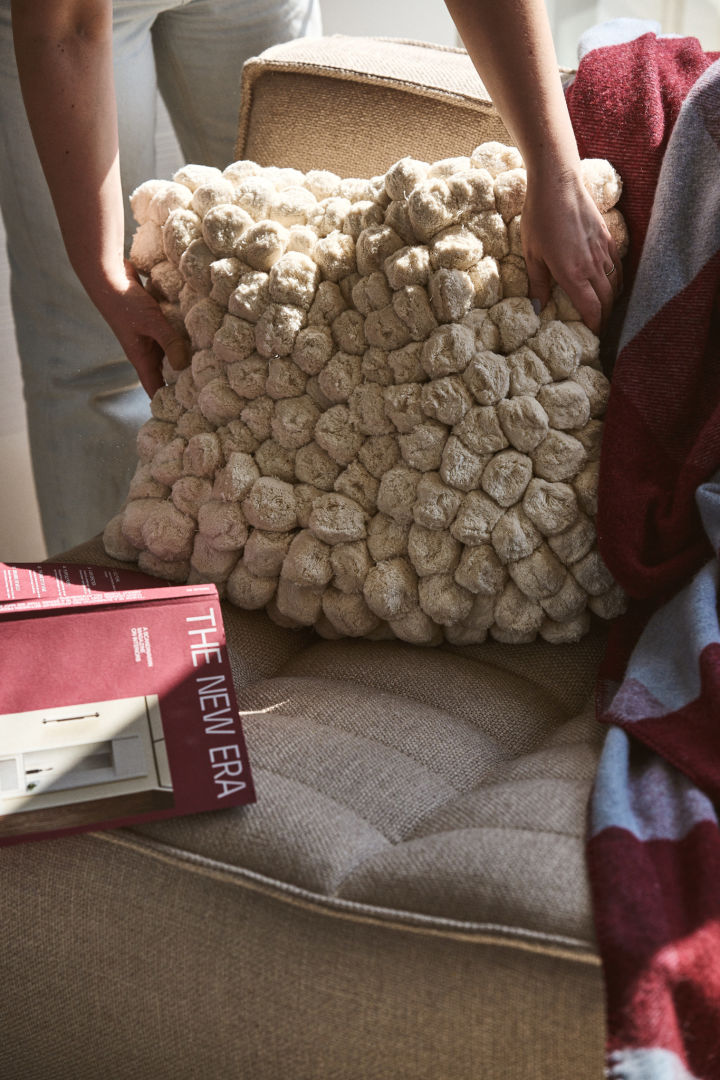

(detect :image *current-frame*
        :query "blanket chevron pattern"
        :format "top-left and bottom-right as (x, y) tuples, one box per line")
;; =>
(567, 33), (720, 1080)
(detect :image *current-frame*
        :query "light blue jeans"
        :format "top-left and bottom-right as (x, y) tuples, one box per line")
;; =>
(0, 0), (321, 555)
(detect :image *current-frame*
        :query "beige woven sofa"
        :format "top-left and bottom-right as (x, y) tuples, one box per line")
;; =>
(3, 37), (607, 1079)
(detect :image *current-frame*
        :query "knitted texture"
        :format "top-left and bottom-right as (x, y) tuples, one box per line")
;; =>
(104, 145), (627, 645)
(566, 32), (720, 599)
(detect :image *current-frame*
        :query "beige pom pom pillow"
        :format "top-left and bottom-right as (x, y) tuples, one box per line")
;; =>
(104, 145), (628, 646)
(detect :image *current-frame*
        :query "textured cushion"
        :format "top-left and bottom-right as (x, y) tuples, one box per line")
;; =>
(106, 145), (626, 646)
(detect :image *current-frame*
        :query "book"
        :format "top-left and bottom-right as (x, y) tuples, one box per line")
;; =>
(0, 561), (255, 845)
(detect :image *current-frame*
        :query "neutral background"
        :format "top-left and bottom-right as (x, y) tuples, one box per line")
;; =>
(2, 0), (719, 561)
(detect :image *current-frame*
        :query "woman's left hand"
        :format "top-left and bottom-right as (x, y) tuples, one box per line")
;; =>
(520, 166), (623, 334)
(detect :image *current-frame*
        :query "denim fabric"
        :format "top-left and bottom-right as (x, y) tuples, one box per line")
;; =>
(0, 0), (321, 555)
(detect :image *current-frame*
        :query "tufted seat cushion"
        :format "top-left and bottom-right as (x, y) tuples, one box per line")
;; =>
(136, 613), (605, 947)
(28, 536), (605, 951)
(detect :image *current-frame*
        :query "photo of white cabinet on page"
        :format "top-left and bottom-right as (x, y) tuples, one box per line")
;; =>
(0, 696), (173, 819)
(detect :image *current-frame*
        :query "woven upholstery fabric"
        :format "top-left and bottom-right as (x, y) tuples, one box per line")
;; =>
(236, 36), (517, 176)
(106, 144), (626, 646)
(240, 72), (510, 179)
(138, 627), (605, 941)
(3, 827), (605, 1080)
(74, 536), (605, 945)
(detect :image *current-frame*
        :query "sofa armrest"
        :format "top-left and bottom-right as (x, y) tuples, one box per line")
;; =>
(236, 34), (519, 177)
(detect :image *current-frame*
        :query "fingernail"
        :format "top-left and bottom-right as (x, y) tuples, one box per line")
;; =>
(531, 298), (542, 316)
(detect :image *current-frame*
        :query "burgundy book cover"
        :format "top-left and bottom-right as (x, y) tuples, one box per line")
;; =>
(0, 562), (256, 845)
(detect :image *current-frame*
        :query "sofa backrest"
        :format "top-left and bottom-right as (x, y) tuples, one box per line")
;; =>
(236, 35), (528, 177)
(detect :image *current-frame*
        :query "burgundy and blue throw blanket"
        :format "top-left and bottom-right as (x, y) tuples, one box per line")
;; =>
(565, 27), (720, 1080)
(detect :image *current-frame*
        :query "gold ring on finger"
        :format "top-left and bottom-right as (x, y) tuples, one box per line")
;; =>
(605, 263), (616, 278)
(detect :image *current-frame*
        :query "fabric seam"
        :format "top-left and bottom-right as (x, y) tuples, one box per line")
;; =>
(90, 827), (599, 964)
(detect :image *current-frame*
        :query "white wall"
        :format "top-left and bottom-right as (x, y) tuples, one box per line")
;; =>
(548, 0), (720, 66)
(318, 0), (720, 66)
(318, 0), (460, 47)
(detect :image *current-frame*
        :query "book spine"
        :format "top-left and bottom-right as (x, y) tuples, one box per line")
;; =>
(1, 562), (217, 613)
(0, 584), (218, 614)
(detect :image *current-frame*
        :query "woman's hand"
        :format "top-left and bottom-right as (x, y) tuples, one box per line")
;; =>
(91, 260), (190, 397)
(442, 0), (624, 334)
(521, 166), (623, 333)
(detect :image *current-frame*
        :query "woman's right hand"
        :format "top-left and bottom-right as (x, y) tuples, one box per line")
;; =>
(90, 260), (190, 397)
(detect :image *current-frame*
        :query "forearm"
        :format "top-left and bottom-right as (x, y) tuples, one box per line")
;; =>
(11, 0), (188, 394)
(444, 0), (621, 332)
(11, 0), (127, 311)
(444, 0), (580, 181)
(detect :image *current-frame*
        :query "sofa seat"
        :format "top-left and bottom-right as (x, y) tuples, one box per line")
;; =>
(137, 612), (606, 949)
(3, 535), (607, 1079)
